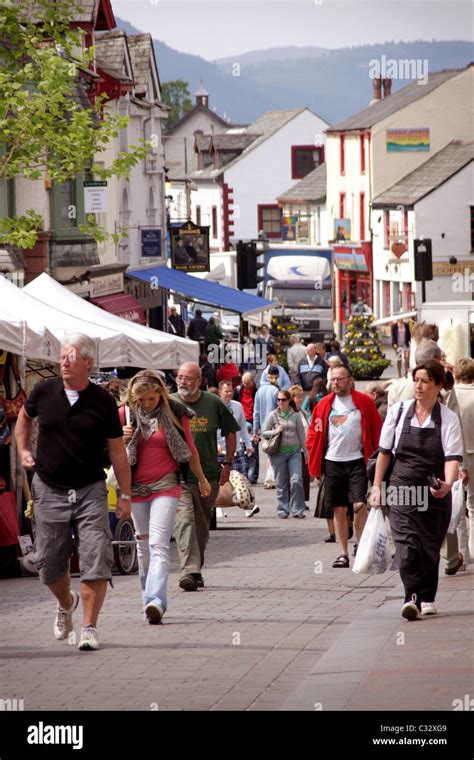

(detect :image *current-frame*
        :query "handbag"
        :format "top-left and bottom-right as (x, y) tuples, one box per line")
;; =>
(215, 471), (255, 509)
(313, 475), (333, 519)
(3, 355), (27, 424)
(367, 403), (404, 484)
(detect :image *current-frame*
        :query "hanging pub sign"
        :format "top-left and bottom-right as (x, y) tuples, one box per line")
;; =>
(170, 221), (210, 272)
(141, 228), (162, 258)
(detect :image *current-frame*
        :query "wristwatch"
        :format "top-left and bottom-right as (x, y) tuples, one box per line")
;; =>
(119, 494), (131, 501)
(223, 461), (232, 466)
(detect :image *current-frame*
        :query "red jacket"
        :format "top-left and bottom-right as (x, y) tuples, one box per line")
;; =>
(306, 390), (382, 478)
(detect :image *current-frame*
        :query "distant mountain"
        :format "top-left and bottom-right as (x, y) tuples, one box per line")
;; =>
(214, 46), (331, 66)
(115, 20), (473, 126)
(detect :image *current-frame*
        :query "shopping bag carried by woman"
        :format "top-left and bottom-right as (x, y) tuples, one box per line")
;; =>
(353, 508), (392, 574)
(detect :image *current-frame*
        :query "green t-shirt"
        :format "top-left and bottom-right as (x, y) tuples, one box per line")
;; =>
(172, 391), (241, 483)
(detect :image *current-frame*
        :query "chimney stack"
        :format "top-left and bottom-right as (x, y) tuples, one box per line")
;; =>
(369, 77), (382, 105)
(383, 78), (392, 97)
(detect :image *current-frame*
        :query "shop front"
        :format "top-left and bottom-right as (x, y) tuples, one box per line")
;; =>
(332, 242), (372, 336)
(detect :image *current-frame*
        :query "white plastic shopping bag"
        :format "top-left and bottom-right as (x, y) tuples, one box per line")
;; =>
(353, 508), (392, 574)
(448, 480), (465, 535)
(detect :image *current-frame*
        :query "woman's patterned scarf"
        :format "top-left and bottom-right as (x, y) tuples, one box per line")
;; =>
(126, 400), (193, 467)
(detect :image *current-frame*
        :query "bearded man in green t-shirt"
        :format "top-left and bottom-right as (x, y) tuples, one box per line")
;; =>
(173, 362), (240, 591)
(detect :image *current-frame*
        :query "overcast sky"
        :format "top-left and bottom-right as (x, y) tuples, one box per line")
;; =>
(111, 0), (473, 60)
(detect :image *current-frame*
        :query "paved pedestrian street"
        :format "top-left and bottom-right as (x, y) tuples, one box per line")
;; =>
(1, 483), (471, 716)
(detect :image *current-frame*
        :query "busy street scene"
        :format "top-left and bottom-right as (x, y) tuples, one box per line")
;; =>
(0, 0), (473, 755)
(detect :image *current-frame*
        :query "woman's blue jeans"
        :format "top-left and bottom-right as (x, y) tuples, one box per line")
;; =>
(131, 494), (178, 613)
(271, 450), (305, 516)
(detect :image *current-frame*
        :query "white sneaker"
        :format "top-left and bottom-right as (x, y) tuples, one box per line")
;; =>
(145, 603), (163, 625)
(78, 625), (99, 651)
(420, 602), (438, 616)
(54, 591), (79, 640)
(245, 505), (260, 518)
(216, 508), (227, 518)
(401, 594), (421, 621)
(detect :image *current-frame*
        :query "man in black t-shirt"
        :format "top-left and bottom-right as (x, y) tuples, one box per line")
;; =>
(15, 334), (131, 652)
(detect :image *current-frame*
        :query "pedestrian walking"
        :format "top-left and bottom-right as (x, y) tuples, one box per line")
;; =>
(391, 319), (411, 378)
(172, 363), (240, 591)
(233, 372), (259, 484)
(287, 335), (307, 384)
(186, 309), (207, 351)
(167, 305), (185, 337)
(302, 376), (328, 415)
(15, 334), (132, 651)
(260, 353), (291, 390)
(449, 358), (474, 564)
(261, 389), (308, 518)
(120, 370), (210, 624)
(370, 360), (463, 620)
(217, 381), (253, 475)
(289, 384), (310, 505)
(253, 366), (280, 488)
(298, 343), (327, 389)
(387, 339), (442, 407)
(364, 382), (389, 421)
(307, 365), (382, 567)
(204, 316), (224, 352)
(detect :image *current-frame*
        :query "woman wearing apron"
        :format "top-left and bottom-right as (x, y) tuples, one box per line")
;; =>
(370, 360), (463, 620)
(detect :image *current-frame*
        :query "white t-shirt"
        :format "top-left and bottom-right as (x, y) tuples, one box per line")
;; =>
(379, 399), (463, 458)
(64, 389), (80, 406)
(326, 394), (363, 461)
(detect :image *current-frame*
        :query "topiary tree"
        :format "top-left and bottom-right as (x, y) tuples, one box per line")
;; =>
(344, 314), (390, 379)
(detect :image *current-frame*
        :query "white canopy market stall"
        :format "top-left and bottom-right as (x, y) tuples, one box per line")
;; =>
(23, 273), (198, 368)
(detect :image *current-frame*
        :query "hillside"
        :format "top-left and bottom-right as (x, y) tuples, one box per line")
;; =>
(114, 19), (473, 125)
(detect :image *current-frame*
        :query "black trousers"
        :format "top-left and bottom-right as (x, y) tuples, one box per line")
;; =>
(390, 502), (450, 603)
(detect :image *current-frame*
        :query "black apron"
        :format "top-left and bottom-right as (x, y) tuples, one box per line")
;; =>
(389, 401), (451, 576)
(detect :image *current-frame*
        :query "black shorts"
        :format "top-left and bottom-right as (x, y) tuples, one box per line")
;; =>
(324, 458), (368, 509)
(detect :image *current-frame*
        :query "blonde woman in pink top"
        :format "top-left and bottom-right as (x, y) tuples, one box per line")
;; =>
(121, 370), (210, 625)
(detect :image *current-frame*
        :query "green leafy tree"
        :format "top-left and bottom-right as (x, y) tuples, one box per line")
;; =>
(161, 80), (193, 131)
(0, 0), (149, 248)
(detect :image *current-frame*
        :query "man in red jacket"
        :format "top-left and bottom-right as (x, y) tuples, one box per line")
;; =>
(307, 365), (382, 568)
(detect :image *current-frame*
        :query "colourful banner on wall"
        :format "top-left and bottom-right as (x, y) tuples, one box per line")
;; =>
(386, 128), (430, 152)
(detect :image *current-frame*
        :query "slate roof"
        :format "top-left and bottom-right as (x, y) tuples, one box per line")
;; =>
(127, 34), (156, 96)
(372, 140), (474, 208)
(277, 163), (327, 204)
(28, 0), (115, 28)
(327, 66), (471, 132)
(94, 31), (133, 82)
(211, 133), (260, 151)
(190, 108), (309, 180)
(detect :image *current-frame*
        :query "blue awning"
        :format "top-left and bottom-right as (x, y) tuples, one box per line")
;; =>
(126, 266), (277, 317)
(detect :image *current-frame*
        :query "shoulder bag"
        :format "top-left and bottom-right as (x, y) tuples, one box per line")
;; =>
(261, 412), (282, 455)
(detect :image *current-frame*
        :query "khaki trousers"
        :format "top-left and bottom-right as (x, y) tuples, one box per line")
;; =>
(174, 480), (219, 578)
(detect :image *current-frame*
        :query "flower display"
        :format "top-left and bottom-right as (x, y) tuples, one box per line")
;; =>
(344, 314), (390, 379)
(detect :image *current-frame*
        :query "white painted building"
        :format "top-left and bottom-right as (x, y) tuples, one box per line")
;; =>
(372, 140), (474, 317)
(276, 163), (329, 246)
(94, 31), (168, 271)
(190, 108), (329, 249)
(326, 64), (474, 253)
(163, 83), (231, 227)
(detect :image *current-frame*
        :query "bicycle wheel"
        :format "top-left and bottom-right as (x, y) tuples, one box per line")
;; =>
(113, 519), (138, 575)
